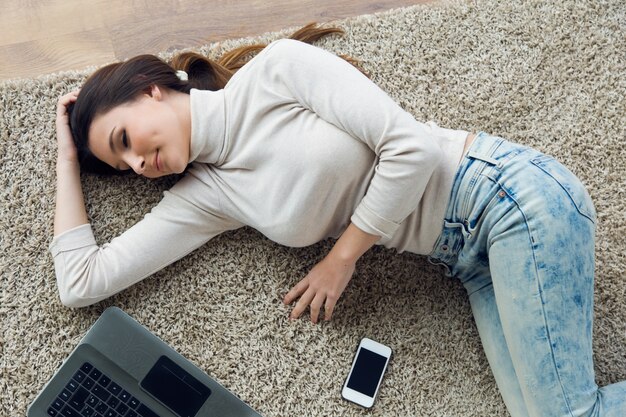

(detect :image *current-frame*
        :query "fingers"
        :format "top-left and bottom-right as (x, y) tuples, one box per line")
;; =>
(324, 297), (337, 322)
(283, 277), (308, 306)
(284, 256), (354, 323)
(284, 285), (337, 323)
(289, 287), (315, 321)
(289, 292), (336, 323)
(57, 90), (79, 106)
(309, 293), (325, 324)
(284, 276), (325, 323)
(56, 91), (80, 115)
(55, 92), (81, 162)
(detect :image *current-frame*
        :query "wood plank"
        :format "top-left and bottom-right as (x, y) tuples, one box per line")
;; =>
(0, 0), (106, 45)
(0, 29), (115, 80)
(108, 0), (430, 58)
(0, 0), (432, 81)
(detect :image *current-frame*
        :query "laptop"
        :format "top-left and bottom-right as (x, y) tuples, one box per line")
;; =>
(28, 307), (263, 417)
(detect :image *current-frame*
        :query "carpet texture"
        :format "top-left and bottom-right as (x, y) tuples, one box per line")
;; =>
(1, 0), (625, 415)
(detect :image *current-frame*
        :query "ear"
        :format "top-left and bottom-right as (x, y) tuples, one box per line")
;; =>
(145, 84), (162, 100)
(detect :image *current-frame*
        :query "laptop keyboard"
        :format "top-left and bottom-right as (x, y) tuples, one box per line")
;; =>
(46, 362), (161, 417)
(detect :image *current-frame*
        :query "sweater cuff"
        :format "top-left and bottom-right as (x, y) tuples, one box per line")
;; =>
(351, 203), (400, 239)
(50, 224), (96, 257)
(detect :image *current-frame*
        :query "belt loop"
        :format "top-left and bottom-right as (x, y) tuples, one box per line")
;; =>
(467, 150), (498, 166)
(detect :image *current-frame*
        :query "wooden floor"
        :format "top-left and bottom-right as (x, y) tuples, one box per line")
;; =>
(0, 0), (433, 81)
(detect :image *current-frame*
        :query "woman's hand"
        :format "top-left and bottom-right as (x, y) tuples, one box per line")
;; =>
(283, 252), (356, 324)
(283, 223), (381, 323)
(55, 91), (79, 164)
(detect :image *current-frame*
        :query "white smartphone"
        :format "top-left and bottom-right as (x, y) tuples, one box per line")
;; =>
(341, 338), (392, 408)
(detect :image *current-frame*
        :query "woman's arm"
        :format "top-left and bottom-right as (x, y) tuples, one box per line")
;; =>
(54, 91), (89, 235)
(269, 40), (441, 322)
(51, 93), (242, 308)
(266, 39), (443, 240)
(284, 223), (380, 323)
(51, 187), (241, 307)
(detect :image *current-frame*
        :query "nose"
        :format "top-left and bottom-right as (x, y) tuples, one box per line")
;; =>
(128, 154), (146, 175)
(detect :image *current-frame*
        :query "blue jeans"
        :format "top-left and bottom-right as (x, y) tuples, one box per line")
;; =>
(428, 133), (626, 417)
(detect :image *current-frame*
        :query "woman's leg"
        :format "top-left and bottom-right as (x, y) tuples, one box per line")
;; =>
(433, 134), (626, 416)
(431, 136), (538, 416)
(467, 277), (530, 417)
(484, 152), (626, 417)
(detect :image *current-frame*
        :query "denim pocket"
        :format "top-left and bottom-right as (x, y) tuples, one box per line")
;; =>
(530, 154), (596, 223)
(466, 179), (502, 233)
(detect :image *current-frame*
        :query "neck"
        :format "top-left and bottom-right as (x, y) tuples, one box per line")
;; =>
(167, 90), (192, 155)
(187, 89), (227, 165)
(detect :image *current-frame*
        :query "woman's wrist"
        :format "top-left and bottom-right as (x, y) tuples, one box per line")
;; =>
(328, 246), (359, 266)
(54, 157), (88, 236)
(56, 155), (80, 170)
(329, 223), (380, 265)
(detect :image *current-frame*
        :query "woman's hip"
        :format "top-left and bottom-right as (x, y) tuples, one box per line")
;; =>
(428, 132), (596, 278)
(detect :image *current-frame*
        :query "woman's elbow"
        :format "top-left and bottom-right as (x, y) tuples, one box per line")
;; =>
(57, 284), (100, 308)
(58, 291), (87, 308)
(55, 266), (105, 308)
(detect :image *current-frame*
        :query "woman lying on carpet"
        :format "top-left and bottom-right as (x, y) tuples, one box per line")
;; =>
(52, 23), (625, 417)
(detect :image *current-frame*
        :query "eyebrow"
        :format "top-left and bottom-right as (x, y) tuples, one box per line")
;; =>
(108, 126), (122, 171)
(108, 126), (116, 153)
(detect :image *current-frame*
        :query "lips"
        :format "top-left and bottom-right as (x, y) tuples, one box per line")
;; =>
(154, 151), (161, 172)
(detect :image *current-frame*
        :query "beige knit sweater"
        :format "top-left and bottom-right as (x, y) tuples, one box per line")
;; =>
(51, 39), (468, 307)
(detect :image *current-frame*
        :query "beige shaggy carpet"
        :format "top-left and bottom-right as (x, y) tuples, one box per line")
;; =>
(1, 0), (625, 415)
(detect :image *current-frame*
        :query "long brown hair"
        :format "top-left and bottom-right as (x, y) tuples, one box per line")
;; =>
(68, 23), (367, 175)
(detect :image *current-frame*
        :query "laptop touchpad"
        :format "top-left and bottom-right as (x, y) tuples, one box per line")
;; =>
(141, 355), (211, 417)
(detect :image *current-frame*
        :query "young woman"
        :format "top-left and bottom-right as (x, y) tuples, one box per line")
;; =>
(53, 24), (624, 417)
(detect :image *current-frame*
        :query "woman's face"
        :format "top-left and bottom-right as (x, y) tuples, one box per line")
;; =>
(88, 86), (190, 178)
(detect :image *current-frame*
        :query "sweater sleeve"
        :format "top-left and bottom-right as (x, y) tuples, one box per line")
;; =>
(264, 39), (443, 239)
(49, 183), (242, 308)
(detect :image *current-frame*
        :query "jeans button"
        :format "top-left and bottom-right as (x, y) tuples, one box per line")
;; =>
(498, 190), (506, 198)
(441, 245), (449, 251)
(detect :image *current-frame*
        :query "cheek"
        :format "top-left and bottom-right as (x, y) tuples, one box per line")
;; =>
(132, 124), (158, 151)
(160, 119), (185, 153)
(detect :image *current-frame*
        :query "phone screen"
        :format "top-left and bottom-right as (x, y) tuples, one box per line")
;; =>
(346, 347), (388, 397)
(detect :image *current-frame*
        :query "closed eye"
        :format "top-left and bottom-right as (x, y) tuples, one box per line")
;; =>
(122, 129), (129, 148)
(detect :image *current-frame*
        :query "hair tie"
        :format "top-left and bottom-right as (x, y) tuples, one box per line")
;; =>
(175, 70), (188, 81)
